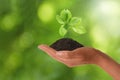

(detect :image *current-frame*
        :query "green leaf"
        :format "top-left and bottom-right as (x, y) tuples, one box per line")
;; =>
(56, 15), (64, 24)
(65, 9), (72, 22)
(59, 25), (67, 36)
(69, 17), (81, 26)
(69, 17), (86, 34)
(71, 25), (86, 34)
(60, 9), (72, 22)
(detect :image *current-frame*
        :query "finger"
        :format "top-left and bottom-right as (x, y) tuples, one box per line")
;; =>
(38, 45), (67, 63)
(38, 44), (57, 58)
(56, 51), (68, 58)
(56, 51), (74, 59)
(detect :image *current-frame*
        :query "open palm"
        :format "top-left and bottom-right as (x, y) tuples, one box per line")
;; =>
(38, 45), (100, 67)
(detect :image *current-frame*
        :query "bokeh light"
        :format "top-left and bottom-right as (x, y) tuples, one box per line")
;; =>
(38, 2), (55, 23)
(90, 25), (109, 52)
(89, 0), (120, 52)
(98, 1), (120, 16)
(1, 14), (18, 31)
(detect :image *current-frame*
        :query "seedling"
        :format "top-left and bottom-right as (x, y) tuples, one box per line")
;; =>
(56, 9), (86, 37)
(50, 9), (86, 51)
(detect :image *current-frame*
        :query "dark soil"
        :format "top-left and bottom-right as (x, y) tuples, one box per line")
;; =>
(50, 38), (84, 51)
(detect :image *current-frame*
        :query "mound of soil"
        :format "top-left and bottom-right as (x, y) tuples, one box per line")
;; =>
(50, 38), (84, 51)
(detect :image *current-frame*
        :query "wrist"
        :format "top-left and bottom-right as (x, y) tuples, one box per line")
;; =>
(89, 48), (105, 65)
(93, 50), (120, 80)
(94, 51), (115, 66)
(86, 49), (120, 80)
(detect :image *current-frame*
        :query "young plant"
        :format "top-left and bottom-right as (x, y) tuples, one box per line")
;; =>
(56, 9), (86, 37)
(50, 9), (85, 51)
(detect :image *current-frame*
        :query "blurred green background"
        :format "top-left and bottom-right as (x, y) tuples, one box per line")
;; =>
(0, 0), (120, 80)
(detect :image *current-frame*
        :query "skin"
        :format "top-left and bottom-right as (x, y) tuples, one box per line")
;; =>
(38, 45), (120, 80)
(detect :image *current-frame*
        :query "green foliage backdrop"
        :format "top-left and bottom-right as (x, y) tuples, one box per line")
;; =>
(0, 0), (120, 80)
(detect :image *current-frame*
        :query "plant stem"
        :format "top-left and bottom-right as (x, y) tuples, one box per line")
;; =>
(64, 23), (71, 38)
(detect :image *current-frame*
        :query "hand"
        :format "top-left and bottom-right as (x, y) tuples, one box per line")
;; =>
(38, 45), (120, 80)
(38, 45), (101, 67)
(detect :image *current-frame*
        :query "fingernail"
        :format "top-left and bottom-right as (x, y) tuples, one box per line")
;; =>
(38, 45), (45, 50)
(38, 45), (42, 49)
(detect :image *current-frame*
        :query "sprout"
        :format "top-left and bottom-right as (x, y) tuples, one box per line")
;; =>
(56, 9), (86, 37)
